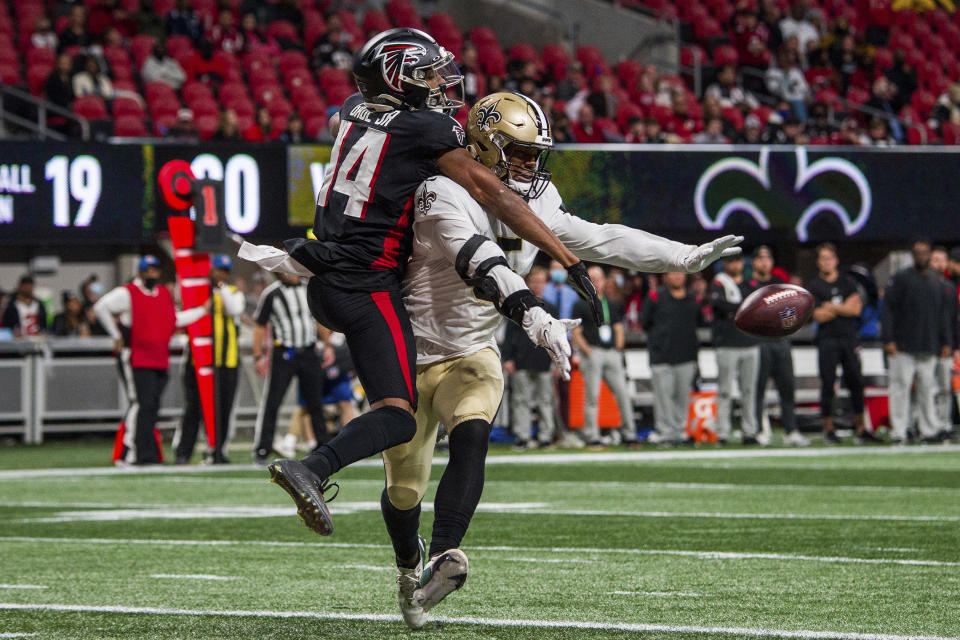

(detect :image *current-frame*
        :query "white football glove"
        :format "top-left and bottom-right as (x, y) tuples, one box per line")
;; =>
(521, 306), (581, 381)
(678, 234), (744, 273)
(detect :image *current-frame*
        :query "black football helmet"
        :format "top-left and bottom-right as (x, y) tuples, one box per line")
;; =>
(354, 28), (464, 113)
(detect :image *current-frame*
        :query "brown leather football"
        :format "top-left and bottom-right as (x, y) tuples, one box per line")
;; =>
(734, 284), (815, 338)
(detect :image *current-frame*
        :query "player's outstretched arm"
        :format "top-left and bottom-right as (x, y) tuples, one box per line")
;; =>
(437, 148), (579, 268)
(550, 209), (743, 274)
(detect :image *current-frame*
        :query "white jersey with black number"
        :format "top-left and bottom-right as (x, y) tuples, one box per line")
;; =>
(403, 176), (696, 364)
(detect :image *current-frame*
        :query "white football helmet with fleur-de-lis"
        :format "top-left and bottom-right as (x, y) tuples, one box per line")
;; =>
(466, 92), (553, 199)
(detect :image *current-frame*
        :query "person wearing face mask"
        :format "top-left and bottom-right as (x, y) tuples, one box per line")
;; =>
(542, 260), (580, 320)
(95, 255), (209, 465)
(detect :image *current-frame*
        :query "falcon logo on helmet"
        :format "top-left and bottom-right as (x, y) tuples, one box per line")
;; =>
(375, 42), (428, 92)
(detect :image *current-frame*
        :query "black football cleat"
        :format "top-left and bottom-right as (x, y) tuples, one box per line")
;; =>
(268, 459), (338, 536)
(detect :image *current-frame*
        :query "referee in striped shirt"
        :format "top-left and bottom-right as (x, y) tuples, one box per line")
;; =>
(252, 273), (331, 465)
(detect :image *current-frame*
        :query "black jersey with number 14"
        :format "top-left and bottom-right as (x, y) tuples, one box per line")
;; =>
(295, 92), (465, 292)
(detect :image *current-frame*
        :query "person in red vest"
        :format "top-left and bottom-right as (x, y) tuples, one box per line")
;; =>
(94, 255), (208, 465)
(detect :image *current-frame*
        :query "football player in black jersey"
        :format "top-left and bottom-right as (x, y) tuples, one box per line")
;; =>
(266, 28), (602, 538)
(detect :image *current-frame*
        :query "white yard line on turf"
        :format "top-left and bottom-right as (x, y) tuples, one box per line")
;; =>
(2, 536), (958, 569)
(0, 634), (39, 638)
(150, 574), (238, 581)
(0, 602), (956, 640)
(609, 591), (702, 597)
(0, 585), (46, 590)
(328, 564), (391, 572)
(2, 445), (958, 479)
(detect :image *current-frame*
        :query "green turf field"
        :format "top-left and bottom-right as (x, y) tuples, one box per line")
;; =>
(1, 441), (959, 639)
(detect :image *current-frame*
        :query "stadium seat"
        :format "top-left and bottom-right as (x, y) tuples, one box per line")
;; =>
(27, 66), (51, 96)
(318, 68), (352, 92)
(219, 82), (249, 104)
(911, 89), (937, 119)
(298, 99), (328, 123)
(26, 47), (55, 69)
(283, 67), (314, 91)
(130, 34), (157, 66)
(942, 122), (960, 145)
(713, 44), (739, 67)
(278, 51), (308, 74)
(226, 99), (254, 120)
(541, 43), (570, 70)
(509, 43), (540, 64)
(152, 114), (176, 136)
(615, 100), (644, 130)
(721, 106), (744, 131)
(427, 12), (457, 33)
(195, 114), (218, 140)
(113, 115), (148, 137)
(182, 81), (213, 105)
(190, 97), (219, 118)
(469, 26), (499, 48)
(267, 21), (300, 45)
(73, 95), (109, 120)
(433, 29), (463, 59)
(290, 84), (321, 109)
(323, 84), (353, 107)
(362, 10), (391, 33)
(112, 96), (145, 118)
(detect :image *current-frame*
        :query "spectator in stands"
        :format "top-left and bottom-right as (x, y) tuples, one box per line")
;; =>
(239, 12), (279, 56)
(52, 291), (91, 337)
(279, 113), (309, 143)
(766, 47), (811, 120)
(885, 51), (917, 107)
(763, 115), (808, 144)
(883, 240), (952, 444)
(503, 267), (559, 450)
(244, 106), (275, 142)
(184, 40), (226, 87)
(666, 90), (701, 141)
(132, 0), (165, 40)
(572, 266), (637, 448)
(706, 64), (760, 110)
(733, 4), (772, 94)
(859, 0), (894, 46)
(59, 5), (92, 51)
(550, 109), (575, 143)
(750, 247), (806, 446)
(760, 0), (785, 53)
(586, 74), (619, 121)
(72, 55), (114, 100)
(805, 48), (836, 93)
(572, 103), (607, 143)
(930, 246), (956, 440)
(141, 41), (186, 89)
(644, 116), (667, 143)
(165, 108), (199, 139)
(866, 117), (896, 147)
(865, 77), (904, 141)
(779, 0), (820, 59)
(693, 117), (729, 144)
(45, 54), (76, 113)
(710, 254), (760, 445)
(805, 101), (836, 141)
(213, 108), (241, 141)
(165, 0), (203, 44)
(931, 83), (960, 138)
(80, 275), (108, 336)
(310, 13), (353, 70)
(624, 117), (645, 143)
(642, 272), (701, 446)
(702, 95), (739, 140)
(555, 61), (587, 103)
(2, 275), (48, 337)
(737, 113), (764, 143)
(211, 9), (243, 55)
(88, 0), (135, 38)
(31, 17), (59, 51)
(459, 43), (484, 104)
(808, 242), (873, 444)
(829, 34), (859, 94)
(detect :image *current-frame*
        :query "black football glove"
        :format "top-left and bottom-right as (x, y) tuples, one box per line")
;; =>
(566, 261), (603, 325)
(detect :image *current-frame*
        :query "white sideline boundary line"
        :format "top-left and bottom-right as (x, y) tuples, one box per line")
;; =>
(4, 501), (956, 524)
(0, 602), (956, 640)
(150, 574), (238, 581)
(2, 536), (958, 568)
(0, 585), (47, 590)
(1, 445), (958, 479)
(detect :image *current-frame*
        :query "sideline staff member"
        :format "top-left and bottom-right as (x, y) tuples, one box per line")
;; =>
(95, 255), (208, 465)
(252, 273), (330, 465)
(174, 254), (245, 464)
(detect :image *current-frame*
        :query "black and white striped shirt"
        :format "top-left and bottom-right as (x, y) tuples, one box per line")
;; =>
(254, 281), (317, 348)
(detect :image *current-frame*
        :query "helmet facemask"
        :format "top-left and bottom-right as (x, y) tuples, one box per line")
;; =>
(499, 138), (552, 200)
(411, 55), (464, 113)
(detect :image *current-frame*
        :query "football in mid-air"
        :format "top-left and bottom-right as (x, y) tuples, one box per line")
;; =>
(735, 284), (815, 339)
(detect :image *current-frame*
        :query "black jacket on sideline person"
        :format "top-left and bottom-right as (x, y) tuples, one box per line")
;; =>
(502, 301), (558, 372)
(881, 267), (951, 354)
(709, 278), (757, 348)
(641, 286), (702, 365)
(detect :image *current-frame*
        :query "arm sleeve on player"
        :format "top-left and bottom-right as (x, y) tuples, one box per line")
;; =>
(93, 286), (131, 340)
(237, 242), (314, 277)
(550, 204), (695, 273)
(175, 306), (208, 328)
(219, 284), (246, 317)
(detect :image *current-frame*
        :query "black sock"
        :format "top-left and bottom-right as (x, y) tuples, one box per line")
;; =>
(429, 419), (490, 558)
(380, 488), (422, 568)
(302, 405), (416, 479)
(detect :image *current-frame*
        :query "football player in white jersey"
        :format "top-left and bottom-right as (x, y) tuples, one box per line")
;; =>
(383, 91), (744, 629)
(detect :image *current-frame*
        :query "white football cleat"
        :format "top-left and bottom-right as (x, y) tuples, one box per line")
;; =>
(411, 549), (469, 613)
(396, 536), (428, 630)
(785, 430), (811, 447)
